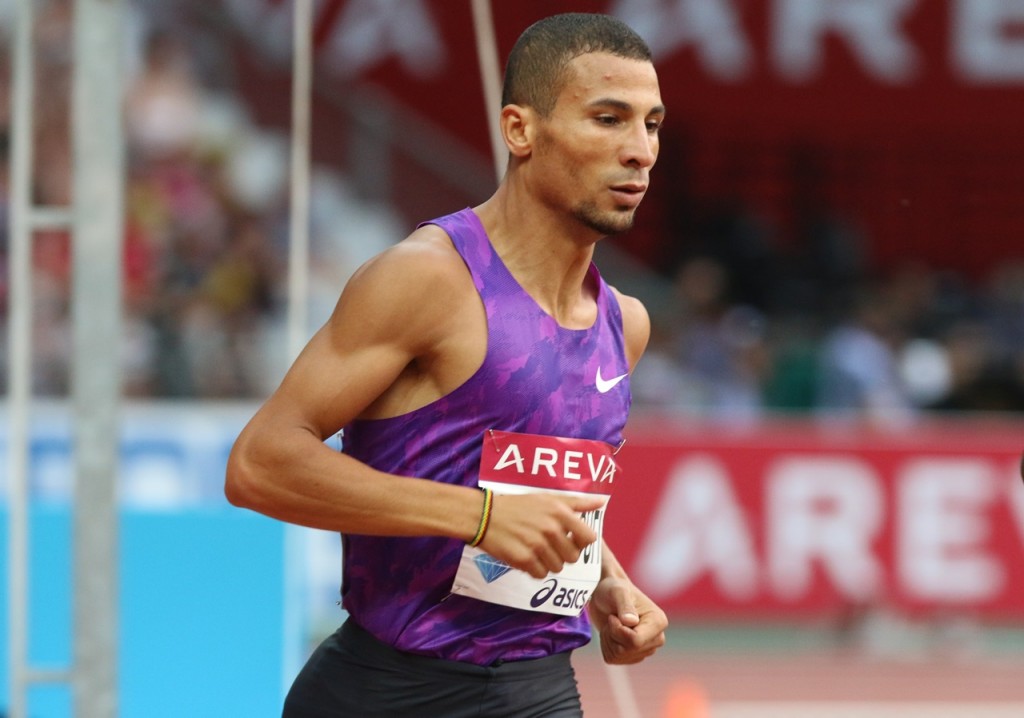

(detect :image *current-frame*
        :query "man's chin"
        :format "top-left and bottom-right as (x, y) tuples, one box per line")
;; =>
(576, 206), (637, 237)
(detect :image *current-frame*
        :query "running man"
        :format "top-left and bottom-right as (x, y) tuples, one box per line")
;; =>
(226, 12), (668, 717)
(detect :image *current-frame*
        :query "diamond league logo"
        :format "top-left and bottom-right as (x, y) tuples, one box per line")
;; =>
(473, 554), (513, 583)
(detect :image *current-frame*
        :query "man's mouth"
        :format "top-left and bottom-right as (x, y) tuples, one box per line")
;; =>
(609, 183), (647, 206)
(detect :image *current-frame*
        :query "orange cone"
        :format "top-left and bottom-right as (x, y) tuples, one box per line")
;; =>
(662, 679), (710, 718)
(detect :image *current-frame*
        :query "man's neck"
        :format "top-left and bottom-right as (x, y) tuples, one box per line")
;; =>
(473, 191), (601, 329)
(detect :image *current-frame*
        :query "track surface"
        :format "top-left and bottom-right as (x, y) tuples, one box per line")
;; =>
(573, 624), (1024, 717)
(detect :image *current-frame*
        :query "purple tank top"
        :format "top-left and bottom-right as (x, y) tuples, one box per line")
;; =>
(340, 207), (631, 665)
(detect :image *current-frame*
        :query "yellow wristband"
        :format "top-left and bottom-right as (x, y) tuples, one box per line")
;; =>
(468, 488), (493, 548)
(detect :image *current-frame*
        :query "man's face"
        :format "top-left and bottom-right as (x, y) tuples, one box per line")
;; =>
(532, 52), (664, 238)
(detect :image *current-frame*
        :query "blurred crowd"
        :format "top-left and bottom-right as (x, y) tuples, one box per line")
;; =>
(1, 3), (1022, 420)
(0, 1), (396, 400)
(634, 212), (1024, 421)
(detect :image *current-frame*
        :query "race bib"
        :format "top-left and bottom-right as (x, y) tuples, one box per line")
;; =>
(450, 430), (618, 616)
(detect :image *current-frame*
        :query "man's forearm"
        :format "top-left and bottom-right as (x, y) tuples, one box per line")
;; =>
(601, 539), (629, 580)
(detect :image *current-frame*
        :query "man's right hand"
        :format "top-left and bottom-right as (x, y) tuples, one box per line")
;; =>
(477, 493), (605, 578)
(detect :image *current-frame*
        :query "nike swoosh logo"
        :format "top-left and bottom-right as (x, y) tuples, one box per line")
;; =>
(595, 367), (629, 394)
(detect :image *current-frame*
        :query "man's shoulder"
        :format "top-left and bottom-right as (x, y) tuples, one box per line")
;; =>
(606, 285), (651, 368)
(397, 223), (461, 259)
(326, 222), (477, 356)
(340, 223), (472, 313)
(607, 285), (648, 322)
(355, 224), (464, 283)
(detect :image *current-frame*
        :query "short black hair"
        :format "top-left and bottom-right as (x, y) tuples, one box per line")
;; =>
(501, 13), (652, 116)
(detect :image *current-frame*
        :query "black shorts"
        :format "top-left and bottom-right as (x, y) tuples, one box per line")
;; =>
(282, 620), (583, 718)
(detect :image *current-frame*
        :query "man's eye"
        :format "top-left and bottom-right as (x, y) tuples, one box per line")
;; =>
(596, 115), (619, 125)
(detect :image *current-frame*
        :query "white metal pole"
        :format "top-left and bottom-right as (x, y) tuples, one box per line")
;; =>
(470, 0), (506, 184)
(283, 0), (315, 695)
(605, 663), (644, 718)
(6, 1), (38, 715)
(71, 0), (125, 715)
(288, 0), (313, 360)
(7, 1), (78, 713)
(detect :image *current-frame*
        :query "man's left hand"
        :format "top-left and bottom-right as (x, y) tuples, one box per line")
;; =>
(588, 576), (667, 665)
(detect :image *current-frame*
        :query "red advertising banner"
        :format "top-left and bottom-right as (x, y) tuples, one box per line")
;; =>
(606, 417), (1024, 618)
(227, 0), (1024, 142)
(224, 0), (1024, 279)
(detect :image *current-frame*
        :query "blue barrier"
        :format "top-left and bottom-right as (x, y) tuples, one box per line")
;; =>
(1, 508), (288, 718)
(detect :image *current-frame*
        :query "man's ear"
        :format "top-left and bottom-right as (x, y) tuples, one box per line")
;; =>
(500, 104), (535, 158)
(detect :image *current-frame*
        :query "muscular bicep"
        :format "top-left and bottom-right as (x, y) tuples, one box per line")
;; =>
(251, 228), (480, 441)
(224, 229), (487, 531)
(267, 313), (416, 440)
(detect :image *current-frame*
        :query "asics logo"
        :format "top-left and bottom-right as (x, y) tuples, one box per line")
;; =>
(595, 367), (628, 394)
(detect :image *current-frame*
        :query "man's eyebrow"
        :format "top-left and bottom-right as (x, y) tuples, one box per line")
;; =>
(589, 98), (666, 116)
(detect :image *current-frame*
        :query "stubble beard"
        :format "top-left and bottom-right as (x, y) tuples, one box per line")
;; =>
(573, 201), (637, 237)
